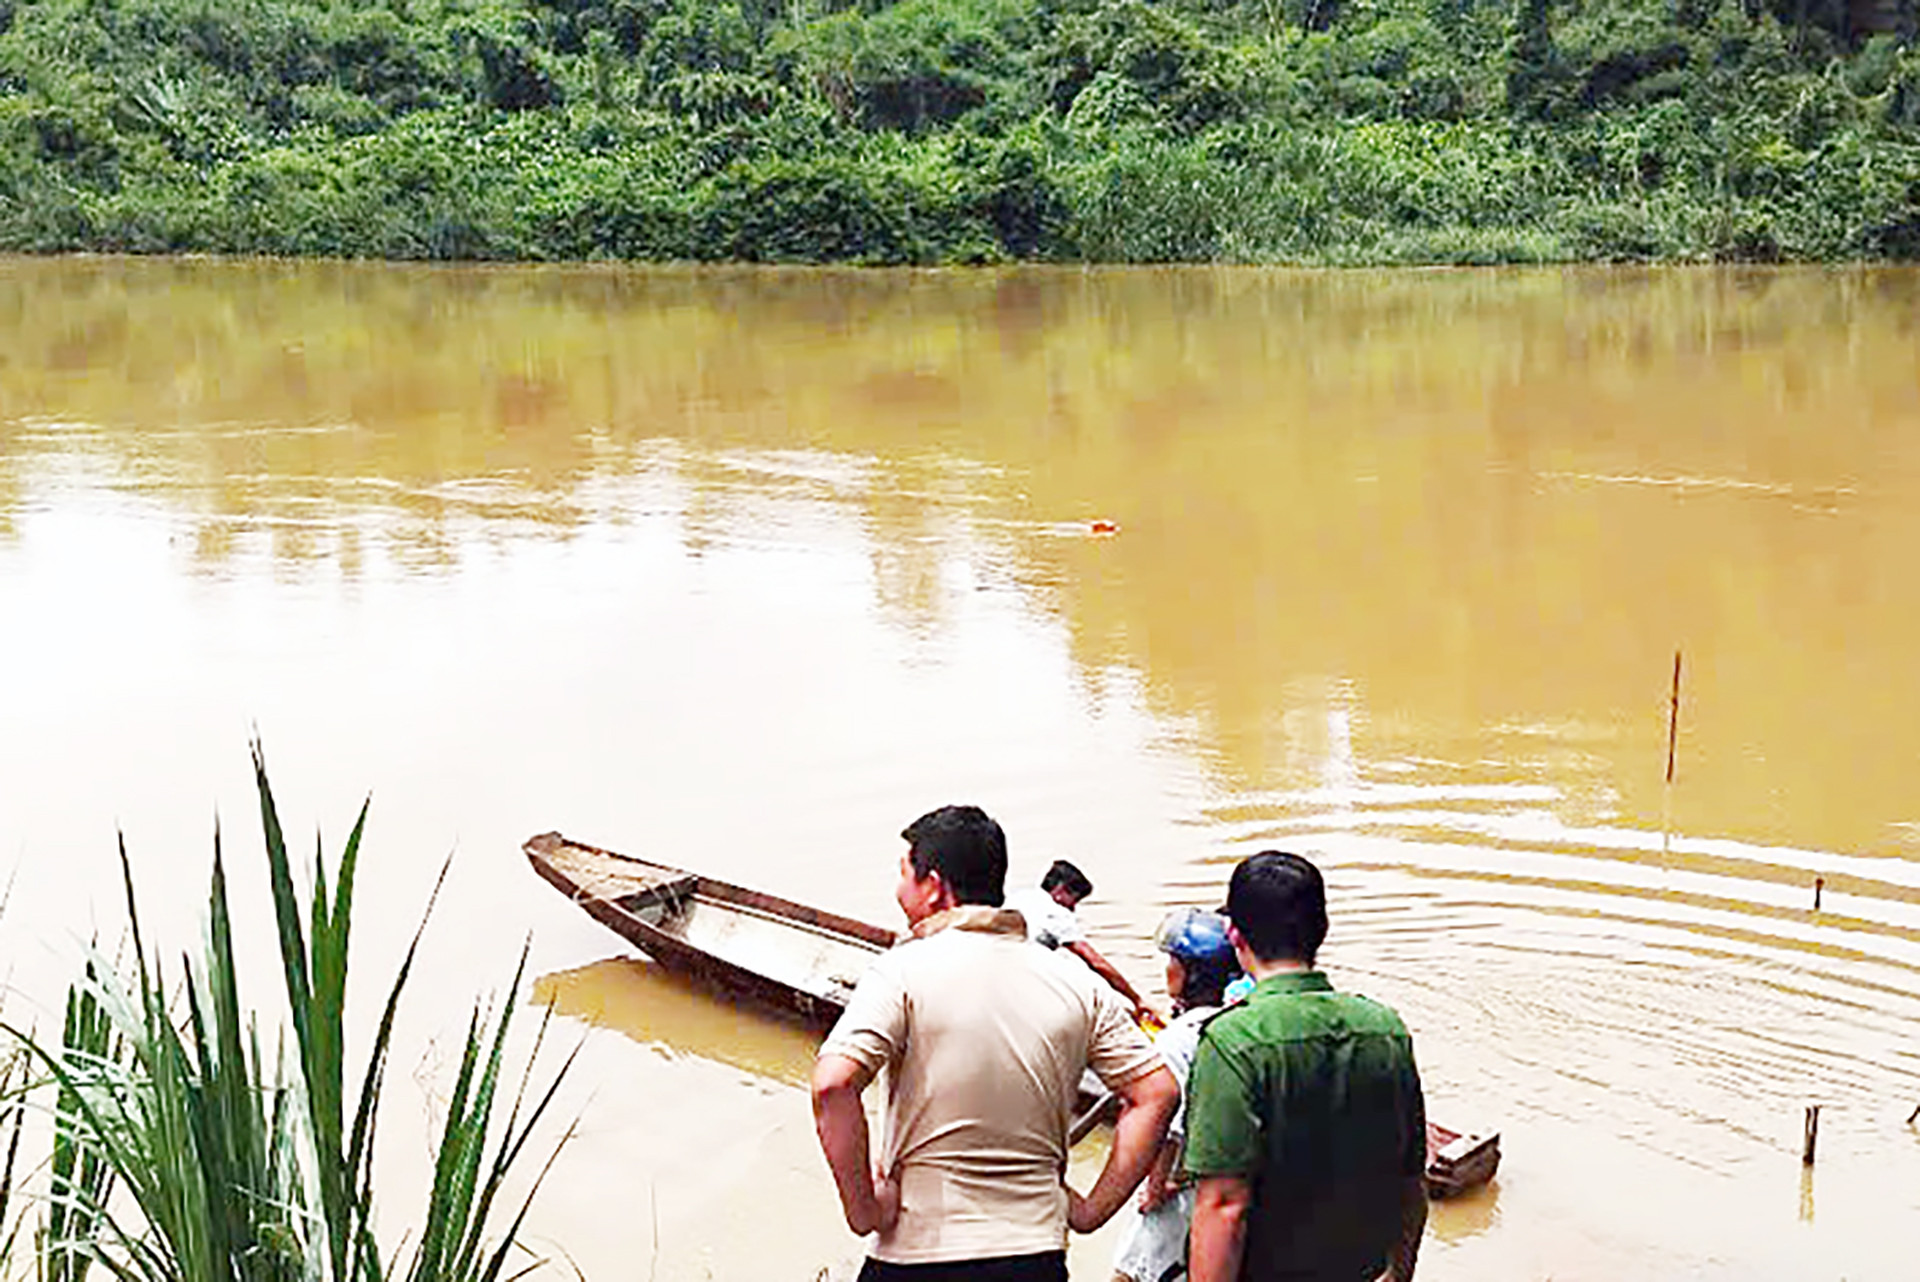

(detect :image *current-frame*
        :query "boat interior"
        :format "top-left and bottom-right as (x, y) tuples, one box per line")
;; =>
(624, 876), (887, 1005)
(538, 836), (889, 1006)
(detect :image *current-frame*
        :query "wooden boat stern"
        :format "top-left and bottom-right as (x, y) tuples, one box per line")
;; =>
(1424, 1123), (1500, 1198)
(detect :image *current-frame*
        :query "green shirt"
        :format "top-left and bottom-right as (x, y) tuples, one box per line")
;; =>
(1182, 971), (1425, 1282)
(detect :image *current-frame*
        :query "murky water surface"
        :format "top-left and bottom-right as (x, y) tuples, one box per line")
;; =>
(3, 259), (1918, 1281)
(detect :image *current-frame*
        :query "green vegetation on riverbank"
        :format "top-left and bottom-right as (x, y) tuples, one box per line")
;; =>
(0, 749), (566, 1282)
(4, 0), (1920, 262)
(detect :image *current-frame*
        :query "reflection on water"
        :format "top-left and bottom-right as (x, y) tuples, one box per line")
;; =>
(5, 258), (1920, 1280)
(1426, 1174), (1501, 1245)
(6, 260), (1918, 849)
(532, 958), (819, 1089)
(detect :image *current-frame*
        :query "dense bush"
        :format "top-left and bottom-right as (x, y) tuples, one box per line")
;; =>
(3, 0), (1920, 261)
(772, 0), (1034, 134)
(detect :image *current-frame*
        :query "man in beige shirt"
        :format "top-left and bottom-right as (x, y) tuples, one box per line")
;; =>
(813, 804), (1179, 1281)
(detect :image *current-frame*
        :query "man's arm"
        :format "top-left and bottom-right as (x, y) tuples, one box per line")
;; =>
(1188, 1174), (1252, 1282)
(810, 1053), (899, 1236)
(1065, 1064), (1178, 1232)
(1387, 1041), (1426, 1282)
(1064, 939), (1158, 1021)
(1385, 1172), (1426, 1282)
(1137, 1134), (1182, 1212)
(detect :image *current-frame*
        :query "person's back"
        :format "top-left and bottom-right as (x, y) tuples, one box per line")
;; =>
(812, 804), (1179, 1282)
(1184, 852), (1426, 1282)
(1187, 977), (1421, 1280)
(832, 909), (1149, 1259)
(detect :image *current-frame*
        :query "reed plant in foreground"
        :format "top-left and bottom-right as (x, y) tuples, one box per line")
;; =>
(5, 744), (573, 1282)
(0, 1045), (30, 1273)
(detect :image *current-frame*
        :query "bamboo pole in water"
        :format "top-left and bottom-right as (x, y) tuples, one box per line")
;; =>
(1661, 650), (1682, 860)
(1665, 650), (1682, 786)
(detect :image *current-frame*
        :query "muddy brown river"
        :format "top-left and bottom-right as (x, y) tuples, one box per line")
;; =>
(2, 259), (1917, 1280)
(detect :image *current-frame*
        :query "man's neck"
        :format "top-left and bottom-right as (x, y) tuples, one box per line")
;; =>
(909, 903), (1025, 939)
(1242, 955), (1313, 983)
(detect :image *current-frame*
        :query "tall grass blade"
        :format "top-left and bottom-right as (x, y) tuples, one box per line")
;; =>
(404, 946), (576, 1282)
(3, 749), (570, 1282)
(254, 742), (374, 1282)
(40, 956), (122, 1282)
(0, 1047), (28, 1277)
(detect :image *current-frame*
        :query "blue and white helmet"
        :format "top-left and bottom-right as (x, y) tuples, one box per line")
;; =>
(1153, 907), (1236, 967)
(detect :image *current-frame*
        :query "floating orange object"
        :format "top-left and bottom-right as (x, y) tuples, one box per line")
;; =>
(1089, 519), (1119, 534)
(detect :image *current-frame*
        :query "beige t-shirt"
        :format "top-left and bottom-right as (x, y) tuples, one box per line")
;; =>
(820, 906), (1162, 1264)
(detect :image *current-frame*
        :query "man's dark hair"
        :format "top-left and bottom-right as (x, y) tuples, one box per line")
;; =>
(1039, 859), (1093, 901)
(901, 805), (1008, 907)
(1224, 851), (1328, 964)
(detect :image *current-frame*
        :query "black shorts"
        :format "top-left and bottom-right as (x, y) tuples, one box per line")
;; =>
(856, 1251), (1068, 1282)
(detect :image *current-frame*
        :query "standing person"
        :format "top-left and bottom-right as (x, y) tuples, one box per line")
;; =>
(1184, 852), (1427, 1282)
(813, 805), (1181, 1282)
(1008, 859), (1159, 1024)
(1110, 909), (1243, 1282)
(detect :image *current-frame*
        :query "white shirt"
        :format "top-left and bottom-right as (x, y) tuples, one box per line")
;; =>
(1111, 1003), (1221, 1282)
(1006, 886), (1085, 949)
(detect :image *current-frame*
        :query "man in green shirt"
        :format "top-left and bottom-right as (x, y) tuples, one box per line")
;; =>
(1183, 852), (1426, 1282)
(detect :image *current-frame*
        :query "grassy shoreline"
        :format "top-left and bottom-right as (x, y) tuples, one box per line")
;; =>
(5, 0), (1920, 265)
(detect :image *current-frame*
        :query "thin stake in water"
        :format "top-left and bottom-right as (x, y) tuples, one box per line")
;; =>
(1665, 650), (1683, 786)
(1802, 1105), (1820, 1165)
(1661, 649), (1683, 863)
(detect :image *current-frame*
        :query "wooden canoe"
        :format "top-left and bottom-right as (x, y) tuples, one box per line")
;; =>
(525, 830), (893, 1032)
(525, 831), (1500, 1196)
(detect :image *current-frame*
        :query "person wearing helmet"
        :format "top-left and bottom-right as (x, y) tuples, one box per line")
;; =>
(1110, 908), (1244, 1282)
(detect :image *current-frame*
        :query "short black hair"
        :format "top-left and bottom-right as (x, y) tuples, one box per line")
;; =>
(1040, 859), (1093, 901)
(901, 805), (1008, 907)
(1224, 851), (1328, 964)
